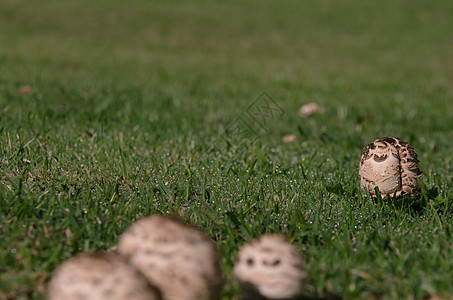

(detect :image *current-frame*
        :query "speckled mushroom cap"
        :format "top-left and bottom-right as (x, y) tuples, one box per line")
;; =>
(47, 252), (161, 300)
(359, 137), (422, 198)
(234, 234), (308, 300)
(117, 215), (223, 300)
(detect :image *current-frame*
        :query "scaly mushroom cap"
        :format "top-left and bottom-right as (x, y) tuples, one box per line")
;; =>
(117, 215), (223, 300)
(234, 235), (308, 300)
(47, 252), (161, 300)
(359, 137), (422, 198)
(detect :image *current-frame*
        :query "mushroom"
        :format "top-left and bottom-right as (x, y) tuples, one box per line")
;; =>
(47, 252), (161, 300)
(298, 103), (321, 117)
(117, 215), (223, 300)
(234, 234), (308, 300)
(358, 137), (422, 198)
(282, 134), (297, 143)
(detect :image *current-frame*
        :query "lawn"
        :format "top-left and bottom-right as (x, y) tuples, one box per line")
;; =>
(0, 0), (452, 299)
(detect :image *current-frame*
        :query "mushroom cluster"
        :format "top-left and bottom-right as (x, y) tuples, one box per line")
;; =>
(48, 216), (311, 300)
(234, 235), (308, 300)
(358, 137), (422, 198)
(48, 216), (223, 300)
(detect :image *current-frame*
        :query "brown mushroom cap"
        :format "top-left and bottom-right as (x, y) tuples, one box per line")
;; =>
(358, 137), (422, 198)
(234, 235), (308, 300)
(47, 252), (161, 300)
(117, 215), (223, 300)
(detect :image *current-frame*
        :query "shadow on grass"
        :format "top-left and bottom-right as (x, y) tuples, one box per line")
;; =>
(372, 184), (442, 214)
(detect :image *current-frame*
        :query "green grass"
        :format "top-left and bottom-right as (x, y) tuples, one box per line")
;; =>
(1, 0), (453, 299)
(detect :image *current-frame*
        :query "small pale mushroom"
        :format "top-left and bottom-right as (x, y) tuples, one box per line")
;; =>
(19, 85), (33, 95)
(117, 215), (223, 300)
(282, 134), (297, 143)
(47, 252), (161, 300)
(298, 103), (321, 117)
(358, 137), (422, 198)
(234, 234), (308, 300)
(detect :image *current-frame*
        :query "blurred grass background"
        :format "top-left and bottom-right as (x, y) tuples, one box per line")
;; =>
(0, 0), (452, 299)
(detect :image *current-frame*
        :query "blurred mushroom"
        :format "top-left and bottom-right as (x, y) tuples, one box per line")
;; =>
(298, 103), (320, 117)
(358, 137), (422, 198)
(47, 252), (161, 300)
(117, 215), (223, 300)
(234, 235), (308, 300)
(282, 134), (297, 143)
(19, 85), (33, 95)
